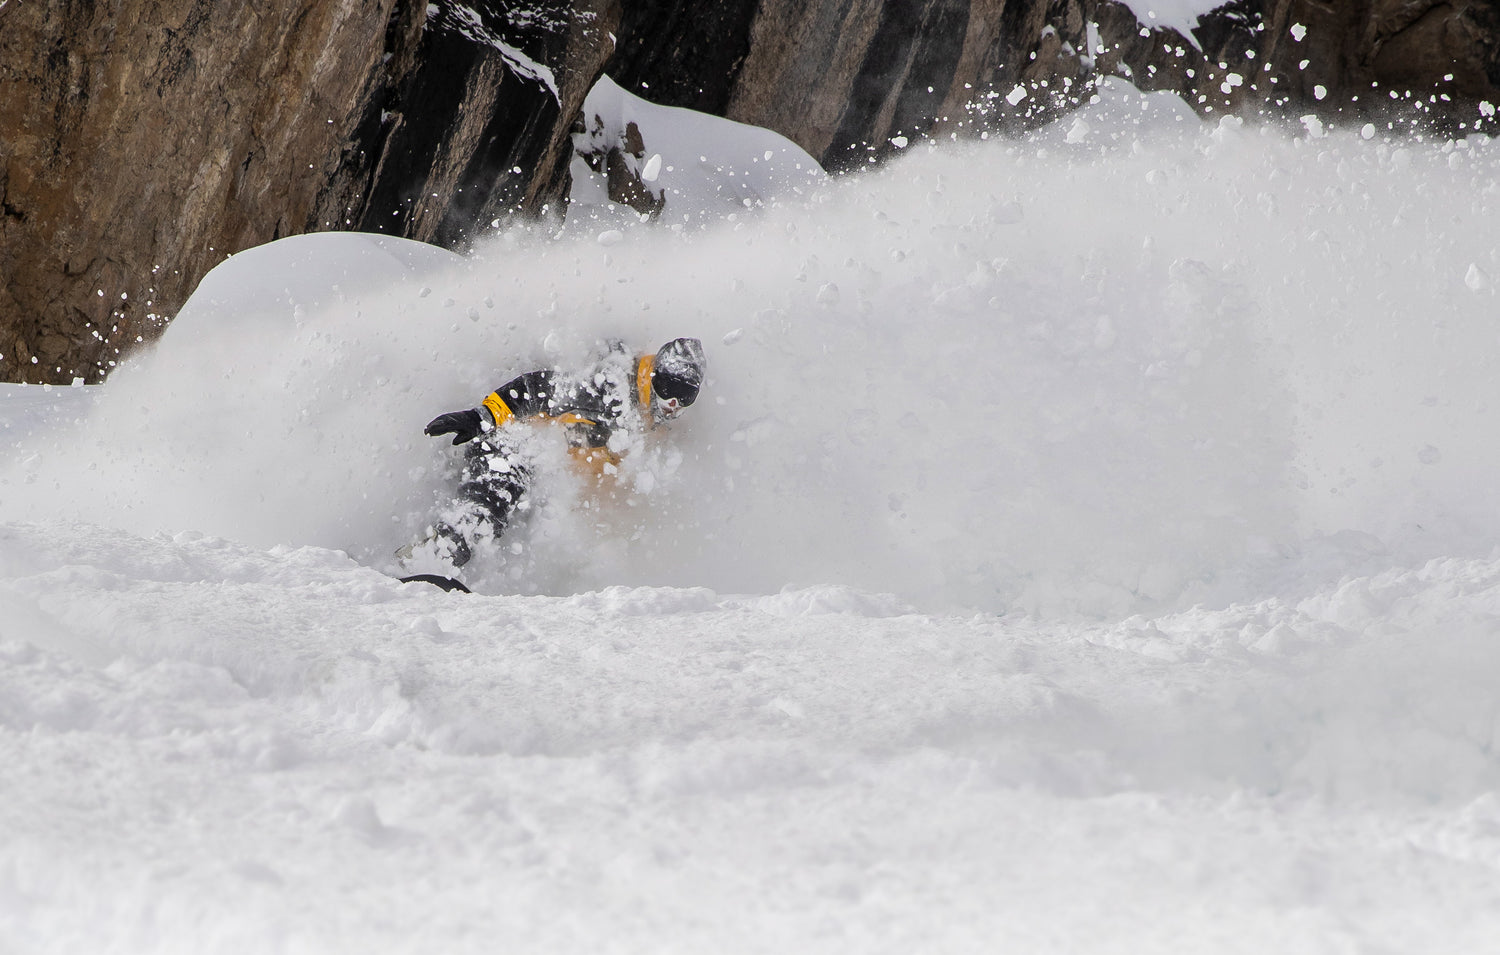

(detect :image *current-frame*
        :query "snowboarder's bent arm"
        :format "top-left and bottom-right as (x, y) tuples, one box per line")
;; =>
(480, 370), (558, 426)
(423, 370), (568, 445)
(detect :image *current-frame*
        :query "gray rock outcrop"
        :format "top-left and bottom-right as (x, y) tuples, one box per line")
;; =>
(0, 0), (614, 383)
(605, 0), (1499, 169)
(1090, 0), (1499, 133)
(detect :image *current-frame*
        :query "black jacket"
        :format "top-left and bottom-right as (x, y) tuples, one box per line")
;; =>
(479, 343), (657, 452)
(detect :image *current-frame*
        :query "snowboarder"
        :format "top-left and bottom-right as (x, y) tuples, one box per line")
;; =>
(398, 337), (706, 575)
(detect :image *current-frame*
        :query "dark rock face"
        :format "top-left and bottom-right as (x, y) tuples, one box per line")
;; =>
(1090, 0), (1500, 133)
(604, 0), (1086, 171)
(1, 0), (411, 382)
(735, 0), (1018, 172)
(606, 2), (759, 115)
(605, 0), (1100, 169)
(0, 0), (615, 383)
(358, 0), (619, 247)
(606, 0), (1498, 171)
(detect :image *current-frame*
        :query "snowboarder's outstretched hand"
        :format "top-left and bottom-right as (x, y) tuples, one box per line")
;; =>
(425, 409), (485, 445)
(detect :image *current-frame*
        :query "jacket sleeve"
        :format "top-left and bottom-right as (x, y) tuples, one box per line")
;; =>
(480, 370), (559, 427)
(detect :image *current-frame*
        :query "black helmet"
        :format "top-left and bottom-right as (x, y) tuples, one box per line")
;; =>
(652, 338), (705, 411)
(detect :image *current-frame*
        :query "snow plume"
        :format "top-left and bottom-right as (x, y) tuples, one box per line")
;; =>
(4, 81), (1499, 618)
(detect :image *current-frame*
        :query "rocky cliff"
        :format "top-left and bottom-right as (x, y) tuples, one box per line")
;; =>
(3, 0), (1495, 384)
(0, 0), (614, 383)
(1090, 0), (1499, 134)
(607, 0), (1498, 169)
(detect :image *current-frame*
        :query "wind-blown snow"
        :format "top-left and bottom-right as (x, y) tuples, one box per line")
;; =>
(2, 78), (1499, 951)
(7, 81), (1497, 615)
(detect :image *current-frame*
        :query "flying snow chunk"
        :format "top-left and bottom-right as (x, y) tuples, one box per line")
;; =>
(641, 154), (662, 182)
(890, 135), (910, 149)
(1290, 23), (1307, 41)
(1314, 85), (1328, 101)
(1065, 118), (1092, 144)
(597, 229), (625, 246)
(1300, 114), (1326, 138)
(1361, 123), (1377, 140)
(1006, 86), (1029, 106)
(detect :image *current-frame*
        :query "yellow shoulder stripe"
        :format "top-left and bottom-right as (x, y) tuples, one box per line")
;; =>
(482, 392), (514, 427)
(636, 354), (654, 407)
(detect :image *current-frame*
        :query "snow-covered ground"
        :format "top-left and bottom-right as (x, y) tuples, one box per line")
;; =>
(2, 79), (1499, 951)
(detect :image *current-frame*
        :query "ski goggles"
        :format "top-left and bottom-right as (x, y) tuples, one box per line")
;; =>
(652, 372), (699, 406)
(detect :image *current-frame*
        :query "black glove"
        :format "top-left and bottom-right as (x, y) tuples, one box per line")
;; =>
(424, 409), (485, 445)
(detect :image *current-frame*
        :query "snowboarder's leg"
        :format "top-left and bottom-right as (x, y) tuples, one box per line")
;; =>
(454, 440), (532, 547)
(394, 519), (473, 573)
(398, 440), (533, 574)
